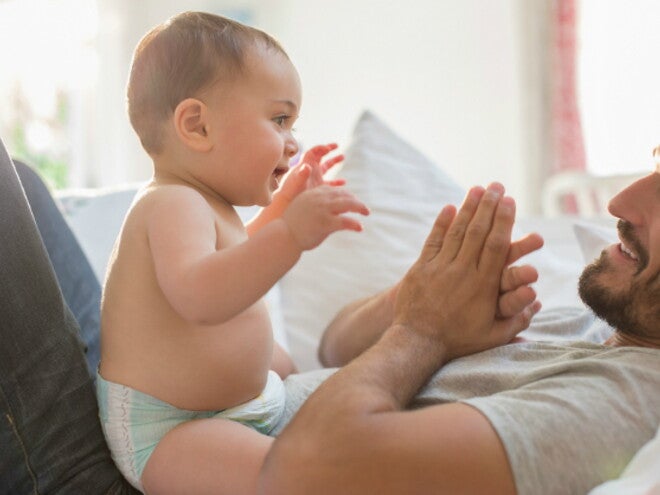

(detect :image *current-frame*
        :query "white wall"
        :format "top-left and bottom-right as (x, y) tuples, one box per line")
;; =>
(93, 0), (541, 213)
(263, 0), (535, 212)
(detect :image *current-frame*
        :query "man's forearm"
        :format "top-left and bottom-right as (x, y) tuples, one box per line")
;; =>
(318, 285), (398, 367)
(331, 323), (449, 409)
(258, 322), (452, 495)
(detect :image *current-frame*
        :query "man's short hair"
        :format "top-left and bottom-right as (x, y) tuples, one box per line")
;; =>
(127, 11), (287, 155)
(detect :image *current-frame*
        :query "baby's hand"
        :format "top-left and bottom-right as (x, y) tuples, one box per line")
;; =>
(283, 183), (369, 250)
(299, 143), (345, 188)
(277, 143), (345, 203)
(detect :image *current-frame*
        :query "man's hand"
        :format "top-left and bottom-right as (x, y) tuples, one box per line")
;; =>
(393, 183), (538, 361)
(318, 187), (543, 368)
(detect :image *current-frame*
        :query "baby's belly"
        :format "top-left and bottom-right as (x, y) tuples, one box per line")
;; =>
(103, 303), (274, 411)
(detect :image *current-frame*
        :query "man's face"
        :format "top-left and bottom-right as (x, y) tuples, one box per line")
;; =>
(578, 155), (660, 340)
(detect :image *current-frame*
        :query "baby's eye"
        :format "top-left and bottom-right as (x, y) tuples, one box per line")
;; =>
(273, 115), (289, 127)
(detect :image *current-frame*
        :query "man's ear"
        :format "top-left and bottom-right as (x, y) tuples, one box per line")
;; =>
(173, 98), (212, 152)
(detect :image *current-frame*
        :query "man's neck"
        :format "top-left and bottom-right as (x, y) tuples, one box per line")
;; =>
(605, 331), (660, 349)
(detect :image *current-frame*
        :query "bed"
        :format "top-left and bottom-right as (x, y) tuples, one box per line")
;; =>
(57, 110), (658, 494)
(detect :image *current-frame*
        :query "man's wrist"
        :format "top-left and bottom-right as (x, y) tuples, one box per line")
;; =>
(354, 323), (449, 408)
(383, 323), (449, 366)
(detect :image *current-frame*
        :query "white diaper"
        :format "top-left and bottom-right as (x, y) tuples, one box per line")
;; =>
(96, 370), (286, 491)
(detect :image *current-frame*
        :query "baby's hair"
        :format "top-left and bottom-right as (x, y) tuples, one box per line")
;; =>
(127, 11), (288, 155)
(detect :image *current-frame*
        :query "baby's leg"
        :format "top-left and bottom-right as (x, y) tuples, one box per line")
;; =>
(141, 417), (273, 495)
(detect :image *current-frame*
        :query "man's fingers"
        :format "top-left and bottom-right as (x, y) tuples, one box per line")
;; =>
(419, 205), (456, 262)
(456, 183), (506, 263)
(478, 194), (515, 273)
(438, 186), (486, 260)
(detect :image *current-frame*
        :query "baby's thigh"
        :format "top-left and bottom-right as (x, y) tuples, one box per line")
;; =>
(141, 417), (273, 495)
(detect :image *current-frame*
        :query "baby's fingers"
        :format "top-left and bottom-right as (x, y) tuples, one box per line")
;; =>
(320, 153), (344, 174)
(324, 178), (346, 187)
(493, 301), (542, 343)
(302, 143), (339, 165)
(500, 264), (538, 293)
(330, 192), (370, 217)
(497, 285), (538, 319)
(338, 215), (365, 232)
(327, 193), (370, 233)
(507, 233), (544, 265)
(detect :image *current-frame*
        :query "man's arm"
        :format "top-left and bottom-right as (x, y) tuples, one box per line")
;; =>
(260, 183), (534, 494)
(270, 327), (519, 494)
(319, 236), (543, 367)
(318, 285), (397, 366)
(261, 393), (515, 494)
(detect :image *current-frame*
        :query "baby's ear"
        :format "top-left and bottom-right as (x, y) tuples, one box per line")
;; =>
(173, 98), (212, 152)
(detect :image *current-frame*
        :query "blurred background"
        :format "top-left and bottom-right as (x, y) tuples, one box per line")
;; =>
(0, 0), (657, 215)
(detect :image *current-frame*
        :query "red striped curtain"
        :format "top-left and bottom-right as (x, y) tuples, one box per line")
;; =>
(549, 0), (586, 213)
(551, 0), (586, 175)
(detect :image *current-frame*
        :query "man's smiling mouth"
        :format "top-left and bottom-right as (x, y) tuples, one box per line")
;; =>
(619, 241), (638, 261)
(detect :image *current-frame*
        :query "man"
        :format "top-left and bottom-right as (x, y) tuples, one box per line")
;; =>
(1, 136), (658, 494)
(259, 153), (660, 494)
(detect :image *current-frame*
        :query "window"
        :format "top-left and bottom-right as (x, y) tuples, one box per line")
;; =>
(578, 0), (660, 175)
(0, 0), (97, 188)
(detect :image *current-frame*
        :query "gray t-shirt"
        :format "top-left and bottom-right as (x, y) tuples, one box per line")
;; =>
(276, 309), (660, 495)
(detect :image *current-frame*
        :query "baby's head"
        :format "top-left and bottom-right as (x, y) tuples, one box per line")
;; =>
(127, 11), (289, 156)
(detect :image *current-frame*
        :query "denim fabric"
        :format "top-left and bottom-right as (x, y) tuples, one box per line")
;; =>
(0, 141), (138, 494)
(14, 160), (102, 376)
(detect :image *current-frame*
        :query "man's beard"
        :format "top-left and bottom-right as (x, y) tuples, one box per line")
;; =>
(578, 223), (659, 339)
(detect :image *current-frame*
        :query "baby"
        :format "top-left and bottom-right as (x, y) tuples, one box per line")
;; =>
(97, 11), (369, 494)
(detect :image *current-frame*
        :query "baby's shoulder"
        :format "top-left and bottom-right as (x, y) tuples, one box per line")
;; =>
(136, 182), (207, 206)
(129, 183), (215, 218)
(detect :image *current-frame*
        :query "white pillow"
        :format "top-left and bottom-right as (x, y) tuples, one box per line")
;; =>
(588, 425), (660, 495)
(573, 220), (618, 263)
(279, 110), (466, 370)
(58, 185), (140, 282)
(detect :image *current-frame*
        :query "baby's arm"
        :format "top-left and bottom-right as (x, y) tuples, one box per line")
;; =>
(147, 184), (368, 326)
(247, 143), (344, 235)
